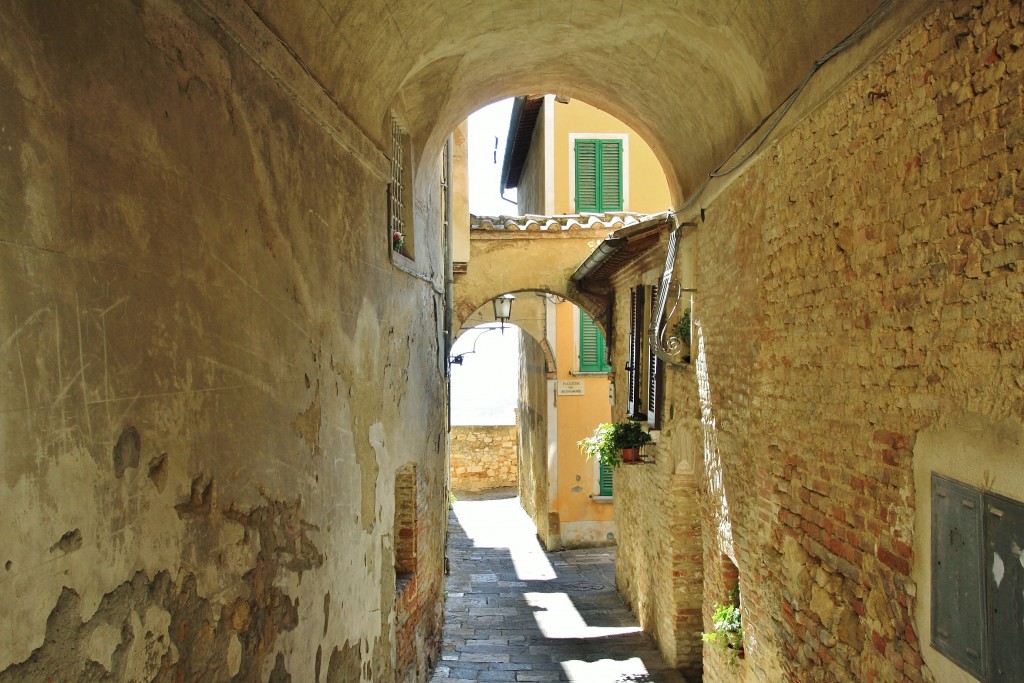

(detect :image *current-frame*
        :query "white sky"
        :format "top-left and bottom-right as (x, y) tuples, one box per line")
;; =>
(450, 324), (520, 426)
(468, 99), (518, 216)
(451, 99), (521, 426)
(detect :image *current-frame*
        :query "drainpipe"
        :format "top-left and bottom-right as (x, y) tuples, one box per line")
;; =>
(570, 212), (672, 283)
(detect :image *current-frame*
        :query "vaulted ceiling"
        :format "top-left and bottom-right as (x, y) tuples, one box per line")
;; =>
(246, 0), (932, 202)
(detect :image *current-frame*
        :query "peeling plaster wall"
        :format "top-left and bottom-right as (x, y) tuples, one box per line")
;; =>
(0, 1), (447, 681)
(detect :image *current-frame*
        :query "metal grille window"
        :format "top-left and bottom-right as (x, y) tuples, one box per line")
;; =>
(388, 116), (413, 257)
(931, 473), (1024, 681)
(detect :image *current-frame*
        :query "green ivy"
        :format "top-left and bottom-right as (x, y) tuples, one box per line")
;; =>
(702, 584), (744, 664)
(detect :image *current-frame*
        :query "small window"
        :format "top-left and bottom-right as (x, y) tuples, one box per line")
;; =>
(579, 309), (611, 372)
(388, 116), (414, 259)
(575, 139), (623, 212)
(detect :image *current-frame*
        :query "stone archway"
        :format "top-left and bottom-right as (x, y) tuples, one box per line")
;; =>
(452, 214), (652, 340)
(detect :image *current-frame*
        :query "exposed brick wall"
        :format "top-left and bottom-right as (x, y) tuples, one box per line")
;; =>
(608, 246), (704, 679)
(392, 460), (447, 683)
(611, 1), (1024, 681)
(450, 425), (519, 492)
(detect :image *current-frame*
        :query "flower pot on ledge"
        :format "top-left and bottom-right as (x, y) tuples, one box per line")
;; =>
(621, 446), (642, 464)
(577, 421), (652, 470)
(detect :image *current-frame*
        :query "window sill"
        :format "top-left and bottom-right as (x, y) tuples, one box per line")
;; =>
(571, 371), (611, 377)
(590, 495), (613, 503)
(390, 249), (441, 290)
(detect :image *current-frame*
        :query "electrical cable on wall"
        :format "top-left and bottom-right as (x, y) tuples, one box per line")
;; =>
(651, 0), (895, 366)
(671, 0), (894, 223)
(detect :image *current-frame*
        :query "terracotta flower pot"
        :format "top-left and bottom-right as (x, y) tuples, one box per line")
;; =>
(621, 446), (642, 463)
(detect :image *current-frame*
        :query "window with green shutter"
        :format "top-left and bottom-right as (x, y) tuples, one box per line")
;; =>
(579, 309), (611, 372)
(598, 461), (613, 497)
(575, 139), (623, 212)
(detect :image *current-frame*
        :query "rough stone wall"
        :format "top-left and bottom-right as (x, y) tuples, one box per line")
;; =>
(609, 1), (1024, 681)
(450, 425), (518, 492)
(0, 1), (447, 681)
(608, 248), (704, 679)
(517, 334), (552, 546)
(703, 2), (1020, 681)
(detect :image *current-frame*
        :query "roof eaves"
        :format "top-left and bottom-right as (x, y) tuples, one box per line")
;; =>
(571, 212), (675, 283)
(499, 95), (544, 192)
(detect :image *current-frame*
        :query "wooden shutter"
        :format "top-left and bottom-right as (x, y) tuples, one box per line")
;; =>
(599, 140), (623, 211)
(626, 285), (645, 419)
(579, 310), (609, 372)
(598, 462), (613, 497)
(575, 140), (599, 212)
(575, 139), (623, 212)
(647, 284), (663, 428)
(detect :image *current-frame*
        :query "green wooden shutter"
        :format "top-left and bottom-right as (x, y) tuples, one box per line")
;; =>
(599, 140), (623, 211)
(598, 461), (613, 497)
(579, 310), (610, 372)
(575, 140), (599, 212)
(575, 139), (623, 212)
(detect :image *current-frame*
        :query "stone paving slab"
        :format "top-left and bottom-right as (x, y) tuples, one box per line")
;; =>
(430, 492), (688, 683)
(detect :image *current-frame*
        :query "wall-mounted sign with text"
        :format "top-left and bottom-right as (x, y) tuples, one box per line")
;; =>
(557, 380), (585, 396)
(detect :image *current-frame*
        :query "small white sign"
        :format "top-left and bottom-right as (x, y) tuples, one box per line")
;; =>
(557, 380), (585, 396)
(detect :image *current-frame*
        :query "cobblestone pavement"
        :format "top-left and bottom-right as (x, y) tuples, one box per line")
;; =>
(430, 490), (687, 683)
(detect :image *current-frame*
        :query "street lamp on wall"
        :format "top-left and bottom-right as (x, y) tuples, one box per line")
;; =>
(493, 293), (515, 333)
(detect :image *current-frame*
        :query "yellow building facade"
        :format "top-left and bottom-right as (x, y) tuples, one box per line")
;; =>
(502, 96), (671, 548)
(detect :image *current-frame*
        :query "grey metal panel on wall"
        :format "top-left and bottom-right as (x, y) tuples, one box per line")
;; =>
(984, 490), (1024, 683)
(932, 473), (987, 680)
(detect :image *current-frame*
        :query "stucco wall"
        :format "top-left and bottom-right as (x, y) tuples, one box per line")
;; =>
(0, 2), (447, 681)
(611, 1), (1024, 681)
(550, 301), (615, 549)
(450, 425), (518, 492)
(553, 98), (672, 215)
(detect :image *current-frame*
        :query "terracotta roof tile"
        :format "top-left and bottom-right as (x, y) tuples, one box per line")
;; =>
(471, 212), (651, 232)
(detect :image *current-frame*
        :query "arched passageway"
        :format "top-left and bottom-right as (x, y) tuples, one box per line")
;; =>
(3, 2), (1021, 683)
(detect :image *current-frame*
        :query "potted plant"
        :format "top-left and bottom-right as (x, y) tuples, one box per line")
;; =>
(673, 307), (692, 362)
(578, 421), (652, 467)
(392, 230), (405, 252)
(702, 584), (744, 664)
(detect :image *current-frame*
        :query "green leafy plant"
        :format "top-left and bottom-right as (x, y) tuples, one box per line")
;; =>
(673, 307), (691, 348)
(577, 421), (652, 469)
(392, 230), (405, 252)
(702, 584), (744, 664)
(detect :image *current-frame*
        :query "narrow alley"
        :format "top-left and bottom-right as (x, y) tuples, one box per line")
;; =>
(431, 491), (686, 683)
